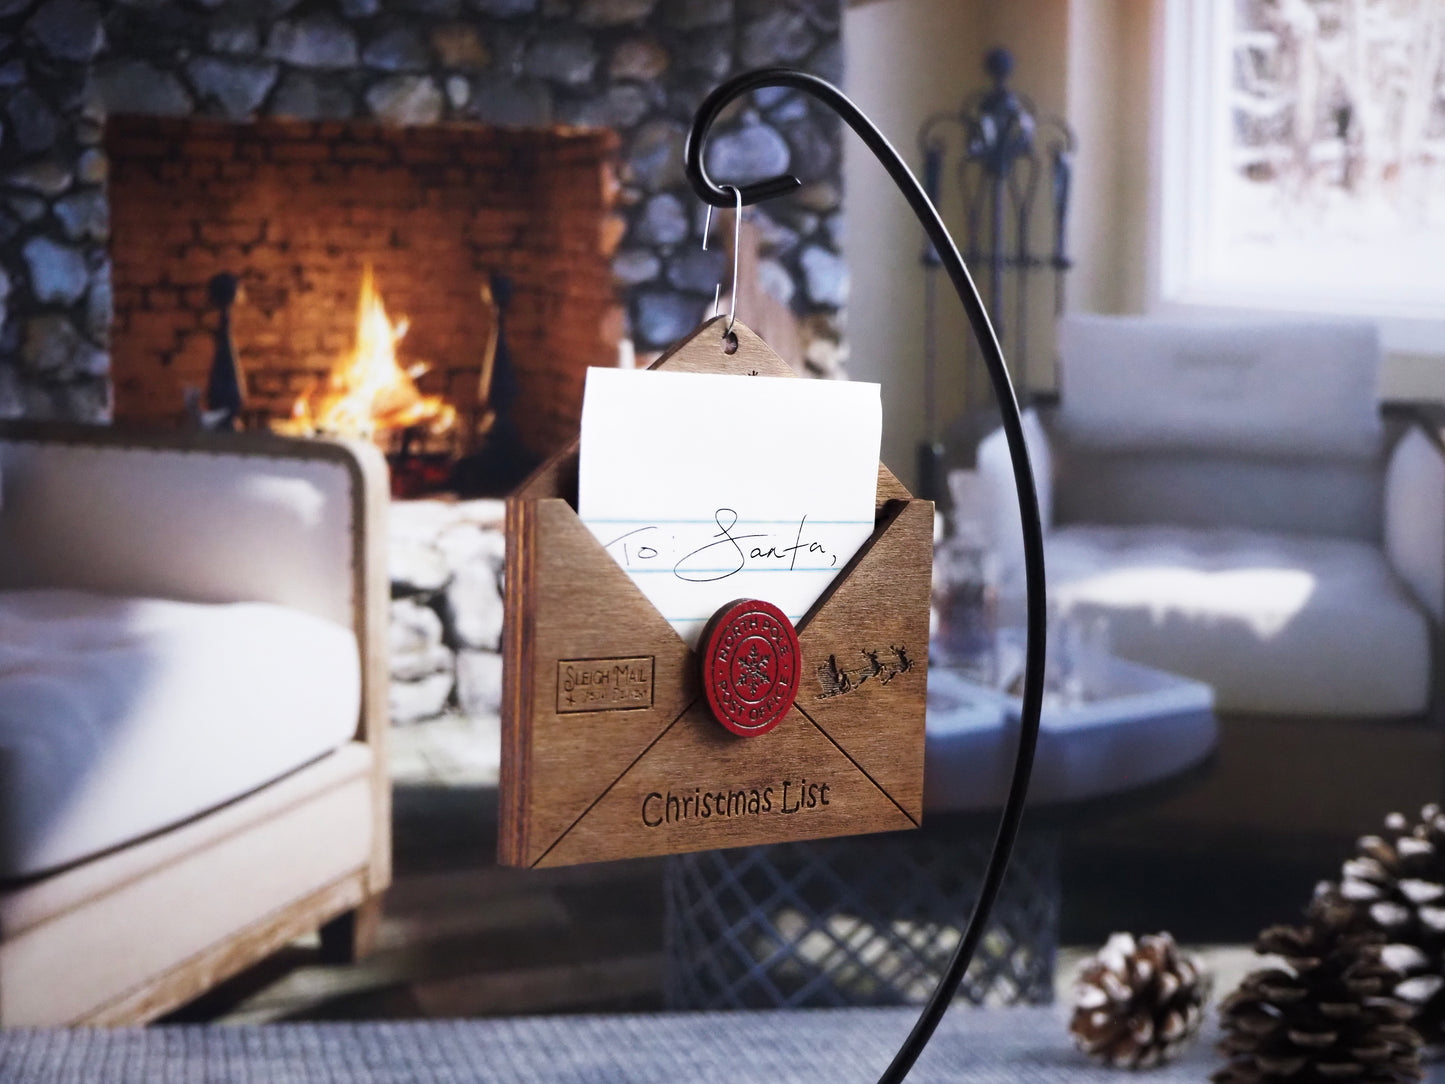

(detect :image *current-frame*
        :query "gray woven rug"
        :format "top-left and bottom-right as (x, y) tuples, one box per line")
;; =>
(0, 1007), (1240, 1083)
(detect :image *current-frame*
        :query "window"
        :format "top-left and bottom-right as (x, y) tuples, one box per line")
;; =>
(1157, 0), (1445, 352)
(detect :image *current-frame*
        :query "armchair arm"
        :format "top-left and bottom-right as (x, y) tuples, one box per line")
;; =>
(1384, 411), (1445, 624)
(974, 407), (1055, 566)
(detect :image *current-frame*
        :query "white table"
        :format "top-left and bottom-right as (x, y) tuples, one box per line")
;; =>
(925, 650), (1219, 813)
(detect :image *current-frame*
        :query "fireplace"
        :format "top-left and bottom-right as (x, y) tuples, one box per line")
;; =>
(0, 1), (846, 429)
(106, 115), (620, 473)
(0, 0), (851, 776)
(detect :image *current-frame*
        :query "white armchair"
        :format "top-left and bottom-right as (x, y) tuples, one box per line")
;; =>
(971, 314), (1445, 839)
(0, 422), (390, 1026)
(977, 313), (1440, 720)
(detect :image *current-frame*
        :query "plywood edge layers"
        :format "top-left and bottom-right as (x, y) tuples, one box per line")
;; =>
(498, 495), (535, 866)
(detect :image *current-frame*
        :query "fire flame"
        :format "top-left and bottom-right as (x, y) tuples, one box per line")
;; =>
(281, 266), (456, 441)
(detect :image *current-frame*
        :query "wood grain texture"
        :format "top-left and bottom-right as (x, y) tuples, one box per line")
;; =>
(500, 500), (700, 867)
(877, 463), (911, 505)
(537, 703), (916, 867)
(644, 316), (798, 378)
(498, 495), (536, 866)
(796, 499), (934, 820)
(500, 319), (932, 868)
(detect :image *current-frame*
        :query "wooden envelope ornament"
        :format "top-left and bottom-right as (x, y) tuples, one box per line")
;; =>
(499, 319), (933, 868)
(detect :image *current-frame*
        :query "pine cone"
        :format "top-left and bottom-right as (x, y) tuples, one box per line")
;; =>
(1322, 804), (1445, 1048)
(1070, 931), (1210, 1069)
(1214, 895), (1422, 1083)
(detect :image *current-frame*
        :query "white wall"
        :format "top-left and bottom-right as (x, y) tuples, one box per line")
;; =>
(844, 0), (1443, 475)
(843, 0), (986, 488)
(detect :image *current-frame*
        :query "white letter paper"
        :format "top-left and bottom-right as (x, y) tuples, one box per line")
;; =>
(578, 367), (881, 648)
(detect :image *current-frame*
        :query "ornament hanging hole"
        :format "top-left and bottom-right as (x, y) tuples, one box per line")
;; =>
(723, 330), (739, 354)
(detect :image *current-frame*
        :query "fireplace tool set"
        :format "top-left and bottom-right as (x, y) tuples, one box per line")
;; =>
(916, 47), (1075, 496)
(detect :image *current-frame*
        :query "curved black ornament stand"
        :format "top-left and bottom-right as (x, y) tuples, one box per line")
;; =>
(686, 69), (1049, 1084)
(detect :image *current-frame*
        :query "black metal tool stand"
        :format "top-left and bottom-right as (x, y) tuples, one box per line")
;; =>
(917, 48), (1075, 491)
(685, 69), (1048, 1084)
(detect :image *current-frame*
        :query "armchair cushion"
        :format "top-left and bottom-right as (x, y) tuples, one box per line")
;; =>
(1040, 525), (1431, 717)
(1056, 315), (1383, 460)
(0, 588), (359, 880)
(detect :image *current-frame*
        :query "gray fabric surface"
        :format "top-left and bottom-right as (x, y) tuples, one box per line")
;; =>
(0, 1007), (1234, 1083)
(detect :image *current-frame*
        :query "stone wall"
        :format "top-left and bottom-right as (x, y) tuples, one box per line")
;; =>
(0, 0), (845, 423)
(389, 498), (506, 727)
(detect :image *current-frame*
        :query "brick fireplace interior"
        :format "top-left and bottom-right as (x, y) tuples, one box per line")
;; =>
(106, 115), (622, 466)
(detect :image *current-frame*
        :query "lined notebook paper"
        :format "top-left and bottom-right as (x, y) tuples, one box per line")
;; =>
(578, 367), (881, 648)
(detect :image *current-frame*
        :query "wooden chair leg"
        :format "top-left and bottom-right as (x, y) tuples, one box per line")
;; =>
(319, 894), (384, 965)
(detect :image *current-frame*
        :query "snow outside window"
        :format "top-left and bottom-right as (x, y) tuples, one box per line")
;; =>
(1156, 0), (1445, 353)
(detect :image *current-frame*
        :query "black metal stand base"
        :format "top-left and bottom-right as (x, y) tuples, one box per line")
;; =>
(686, 67), (1047, 1083)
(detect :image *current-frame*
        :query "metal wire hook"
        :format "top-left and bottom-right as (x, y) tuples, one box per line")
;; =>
(701, 183), (742, 339)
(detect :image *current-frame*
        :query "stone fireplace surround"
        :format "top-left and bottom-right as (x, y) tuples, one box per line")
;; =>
(0, 0), (846, 423)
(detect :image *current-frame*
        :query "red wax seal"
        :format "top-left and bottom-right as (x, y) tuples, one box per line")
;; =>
(700, 598), (800, 737)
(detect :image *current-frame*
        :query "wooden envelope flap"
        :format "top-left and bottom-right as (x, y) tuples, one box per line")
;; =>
(534, 700), (919, 867)
(504, 493), (933, 864)
(517, 491), (930, 667)
(503, 495), (701, 866)
(510, 484), (923, 680)
(795, 497), (934, 819)
(503, 495), (932, 866)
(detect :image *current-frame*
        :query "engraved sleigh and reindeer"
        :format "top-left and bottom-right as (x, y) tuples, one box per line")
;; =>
(722, 636), (915, 702)
(814, 645), (915, 700)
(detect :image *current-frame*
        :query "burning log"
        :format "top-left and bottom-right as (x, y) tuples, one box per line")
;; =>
(273, 264), (456, 443)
